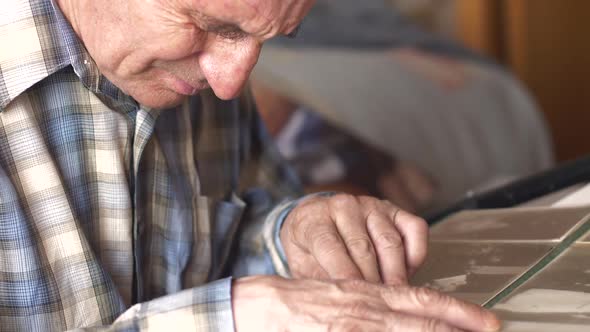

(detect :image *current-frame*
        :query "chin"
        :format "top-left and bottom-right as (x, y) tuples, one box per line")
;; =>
(133, 89), (188, 109)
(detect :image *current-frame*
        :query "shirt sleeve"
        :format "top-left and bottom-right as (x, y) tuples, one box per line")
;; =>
(68, 278), (234, 332)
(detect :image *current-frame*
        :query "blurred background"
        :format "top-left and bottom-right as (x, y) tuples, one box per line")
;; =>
(396, 0), (590, 162)
(251, 0), (589, 215)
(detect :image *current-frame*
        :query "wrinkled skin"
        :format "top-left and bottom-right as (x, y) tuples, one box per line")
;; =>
(57, 0), (313, 108)
(233, 276), (501, 332)
(282, 194), (429, 285)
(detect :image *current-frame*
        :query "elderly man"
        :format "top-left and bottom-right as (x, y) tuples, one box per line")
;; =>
(0, 0), (500, 331)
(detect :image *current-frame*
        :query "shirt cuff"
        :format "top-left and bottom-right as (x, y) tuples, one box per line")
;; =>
(263, 192), (337, 277)
(110, 277), (234, 331)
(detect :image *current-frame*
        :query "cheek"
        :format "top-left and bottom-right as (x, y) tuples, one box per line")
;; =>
(147, 24), (207, 61)
(109, 25), (205, 78)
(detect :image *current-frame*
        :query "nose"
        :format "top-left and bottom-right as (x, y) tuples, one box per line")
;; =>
(198, 38), (262, 100)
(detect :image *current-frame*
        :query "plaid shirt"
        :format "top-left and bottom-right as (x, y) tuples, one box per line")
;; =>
(0, 0), (301, 330)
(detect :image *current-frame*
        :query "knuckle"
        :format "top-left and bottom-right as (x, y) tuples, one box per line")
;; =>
(293, 219), (313, 243)
(347, 301), (370, 318)
(389, 208), (402, 223)
(380, 285), (408, 308)
(359, 196), (380, 209)
(413, 287), (449, 308)
(377, 198), (396, 210)
(339, 279), (371, 293)
(374, 232), (404, 250)
(329, 194), (358, 209)
(342, 278), (366, 290)
(422, 319), (453, 332)
(288, 212), (309, 238)
(379, 198), (394, 205)
(364, 208), (384, 225)
(312, 230), (342, 254)
(347, 237), (375, 259)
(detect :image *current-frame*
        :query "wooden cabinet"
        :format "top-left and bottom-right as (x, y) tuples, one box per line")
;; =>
(456, 0), (590, 161)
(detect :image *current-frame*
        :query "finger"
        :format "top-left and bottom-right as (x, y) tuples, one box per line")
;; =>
(330, 195), (381, 283)
(307, 222), (364, 280)
(387, 313), (466, 332)
(390, 208), (429, 276)
(366, 210), (408, 285)
(384, 287), (502, 332)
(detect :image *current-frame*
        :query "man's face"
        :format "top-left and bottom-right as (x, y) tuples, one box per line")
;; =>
(76, 0), (314, 108)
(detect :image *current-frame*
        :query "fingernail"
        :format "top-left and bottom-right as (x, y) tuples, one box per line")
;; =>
(484, 311), (502, 332)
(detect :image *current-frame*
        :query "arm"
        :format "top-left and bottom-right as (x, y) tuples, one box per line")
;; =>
(228, 89), (429, 284)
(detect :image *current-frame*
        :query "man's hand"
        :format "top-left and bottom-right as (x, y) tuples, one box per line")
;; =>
(233, 276), (501, 332)
(281, 194), (428, 284)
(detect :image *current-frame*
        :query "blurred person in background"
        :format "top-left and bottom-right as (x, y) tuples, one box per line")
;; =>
(253, 0), (554, 215)
(254, 82), (436, 214)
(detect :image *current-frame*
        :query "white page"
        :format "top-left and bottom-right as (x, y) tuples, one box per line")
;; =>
(552, 183), (590, 207)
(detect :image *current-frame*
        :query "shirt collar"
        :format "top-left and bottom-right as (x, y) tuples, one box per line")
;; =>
(0, 0), (135, 111)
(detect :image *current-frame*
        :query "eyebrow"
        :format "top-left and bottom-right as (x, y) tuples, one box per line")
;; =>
(199, 14), (300, 40)
(206, 22), (249, 40)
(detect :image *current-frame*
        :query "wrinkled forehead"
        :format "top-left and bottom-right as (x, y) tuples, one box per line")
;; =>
(191, 0), (313, 39)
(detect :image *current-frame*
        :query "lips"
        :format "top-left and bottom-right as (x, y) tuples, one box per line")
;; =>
(170, 76), (198, 95)
(157, 69), (207, 96)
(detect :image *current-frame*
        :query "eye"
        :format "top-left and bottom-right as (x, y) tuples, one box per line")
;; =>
(216, 29), (248, 41)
